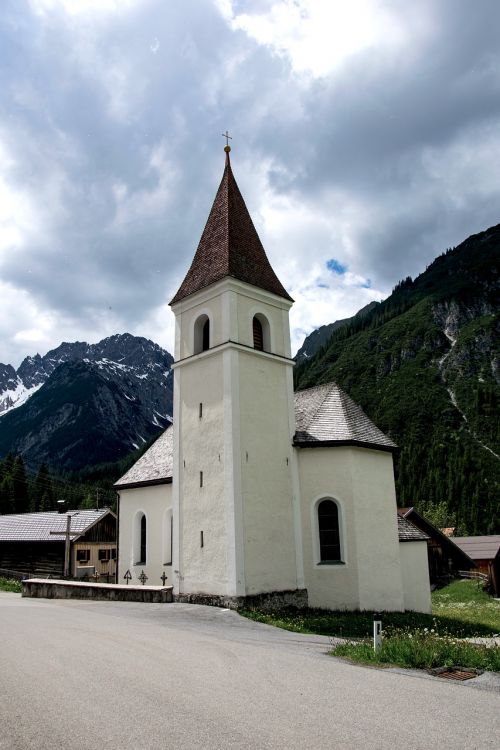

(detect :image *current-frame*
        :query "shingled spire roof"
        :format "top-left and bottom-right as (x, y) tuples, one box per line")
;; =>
(170, 148), (292, 304)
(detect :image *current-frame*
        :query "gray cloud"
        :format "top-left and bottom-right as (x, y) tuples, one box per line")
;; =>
(1, 0), (499, 365)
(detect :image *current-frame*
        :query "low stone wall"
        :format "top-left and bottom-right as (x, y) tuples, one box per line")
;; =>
(175, 588), (308, 610)
(22, 578), (173, 603)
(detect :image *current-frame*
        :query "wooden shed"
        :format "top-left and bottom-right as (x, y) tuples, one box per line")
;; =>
(451, 536), (500, 596)
(0, 509), (117, 581)
(397, 507), (475, 584)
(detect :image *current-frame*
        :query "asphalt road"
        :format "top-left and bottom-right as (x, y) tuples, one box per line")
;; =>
(0, 593), (499, 750)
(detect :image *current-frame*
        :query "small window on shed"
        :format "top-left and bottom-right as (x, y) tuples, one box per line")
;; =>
(77, 549), (90, 563)
(318, 499), (341, 562)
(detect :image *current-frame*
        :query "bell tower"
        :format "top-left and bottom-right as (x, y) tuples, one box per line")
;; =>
(169, 144), (306, 605)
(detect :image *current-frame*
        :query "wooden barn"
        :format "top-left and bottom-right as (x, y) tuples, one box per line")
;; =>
(451, 536), (500, 596)
(397, 507), (475, 584)
(0, 509), (117, 581)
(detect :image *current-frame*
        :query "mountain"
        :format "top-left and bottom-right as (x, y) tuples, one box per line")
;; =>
(295, 302), (379, 362)
(0, 334), (173, 471)
(295, 223), (500, 535)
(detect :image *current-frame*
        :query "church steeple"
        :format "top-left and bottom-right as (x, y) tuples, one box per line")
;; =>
(170, 146), (292, 305)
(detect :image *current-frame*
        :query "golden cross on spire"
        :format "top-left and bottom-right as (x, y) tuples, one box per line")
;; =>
(222, 130), (232, 147)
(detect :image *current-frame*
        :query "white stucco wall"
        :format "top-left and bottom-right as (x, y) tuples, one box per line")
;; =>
(297, 446), (405, 611)
(175, 351), (228, 595)
(297, 447), (360, 610)
(117, 483), (172, 587)
(238, 350), (298, 594)
(399, 541), (431, 613)
(350, 450), (404, 612)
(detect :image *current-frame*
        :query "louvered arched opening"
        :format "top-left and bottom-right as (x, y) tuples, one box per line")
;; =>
(252, 313), (270, 352)
(253, 317), (263, 350)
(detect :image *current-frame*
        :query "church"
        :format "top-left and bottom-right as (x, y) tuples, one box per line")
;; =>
(115, 144), (431, 613)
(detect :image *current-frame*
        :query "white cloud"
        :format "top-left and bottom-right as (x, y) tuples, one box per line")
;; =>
(219, 0), (415, 78)
(29, 0), (140, 17)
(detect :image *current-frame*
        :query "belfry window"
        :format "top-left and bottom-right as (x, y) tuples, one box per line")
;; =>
(318, 500), (341, 563)
(252, 313), (270, 351)
(194, 314), (210, 354)
(253, 317), (263, 350)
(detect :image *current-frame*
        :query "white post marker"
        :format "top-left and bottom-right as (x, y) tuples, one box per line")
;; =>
(373, 612), (382, 652)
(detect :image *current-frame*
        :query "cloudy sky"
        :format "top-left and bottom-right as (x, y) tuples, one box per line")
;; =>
(1, 0), (499, 366)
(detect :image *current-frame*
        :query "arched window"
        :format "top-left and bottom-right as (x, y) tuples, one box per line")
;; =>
(318, 499), (341, 563)
(163, 509), (172, 565)
(252, 313), (270, 352)
(194, 314), (210, 354)
(134, 512), (147, 565)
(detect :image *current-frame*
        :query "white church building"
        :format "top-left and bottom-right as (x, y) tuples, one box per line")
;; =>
(115, 145), (431, 613)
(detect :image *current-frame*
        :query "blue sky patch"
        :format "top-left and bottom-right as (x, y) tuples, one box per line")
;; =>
(326, 258), (347, 275)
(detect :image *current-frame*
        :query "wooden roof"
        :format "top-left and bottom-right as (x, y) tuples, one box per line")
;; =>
(451, 536), (500, 561)
(294, 382), (397, 451)
(114, 426), (174, 489)
(170, 151), (292, 304)
(0, 509), (115, 542)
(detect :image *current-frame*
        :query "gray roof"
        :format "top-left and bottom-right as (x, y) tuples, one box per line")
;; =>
(115, 426), (174, 488)
(0, 509), (114, 542)
(294, 383), (397, 450)
(451, 536), (500, 561)
(115, 384), (396, 488)
(397, 515), (429, 542)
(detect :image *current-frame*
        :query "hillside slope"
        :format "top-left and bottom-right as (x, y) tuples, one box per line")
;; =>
(295, 224), (499, 534)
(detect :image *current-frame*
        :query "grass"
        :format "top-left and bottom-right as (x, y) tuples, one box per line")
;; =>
(240, 580), (500, 672)
(332, 628), (500, 672)
(432, 579), (500, 632)
(0, 577), (22, 593)
(241, 581), (500, 639)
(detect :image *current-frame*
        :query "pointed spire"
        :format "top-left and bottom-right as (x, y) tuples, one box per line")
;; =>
(170, 147), (292, 305)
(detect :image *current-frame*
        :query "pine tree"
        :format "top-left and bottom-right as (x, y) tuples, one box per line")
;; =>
(12, 455), (29, 513)
(31, 463), (53, 512)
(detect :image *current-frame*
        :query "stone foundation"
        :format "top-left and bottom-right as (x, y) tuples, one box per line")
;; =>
(22, 578), (173, 603)
(175, 588), (308, 610)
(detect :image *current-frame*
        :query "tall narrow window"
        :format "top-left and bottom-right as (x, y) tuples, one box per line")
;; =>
(318, 500), (341, 562)
(253, 317), (263, 350)
(140, 514), (147, 564)
(200, 471), (203, 487)
(163, 509), (173, 565)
